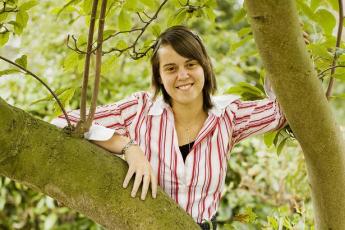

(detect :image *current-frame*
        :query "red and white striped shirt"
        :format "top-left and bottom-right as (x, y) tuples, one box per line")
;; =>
(52, 91), (285, 222)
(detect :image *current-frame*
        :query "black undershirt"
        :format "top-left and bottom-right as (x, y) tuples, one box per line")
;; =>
(179, 141), (195, 162)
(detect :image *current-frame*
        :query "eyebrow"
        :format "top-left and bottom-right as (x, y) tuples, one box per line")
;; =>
(161, 59), (196, 68)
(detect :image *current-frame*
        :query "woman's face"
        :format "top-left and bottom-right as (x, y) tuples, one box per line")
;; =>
(158, 44), (205, 108)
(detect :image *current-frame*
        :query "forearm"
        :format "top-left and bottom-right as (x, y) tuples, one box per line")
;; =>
(92, 134), (131, 155)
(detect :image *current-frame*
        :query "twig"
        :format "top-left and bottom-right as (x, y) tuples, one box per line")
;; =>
(318, 65), (345, 79)
(101, 0), (169, 57)
(326, 0), (343, 99)
(86, 0), (108, 128)
(136, 12), (148, 23)
(0, 55), (72, 128)
(66, 35), (88, 54)
(77, 0), (98, 132)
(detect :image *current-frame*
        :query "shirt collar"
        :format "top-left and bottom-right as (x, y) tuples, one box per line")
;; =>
(148, 95), (240, 117)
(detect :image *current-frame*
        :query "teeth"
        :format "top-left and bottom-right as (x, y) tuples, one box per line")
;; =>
(177, 84), (192, 90)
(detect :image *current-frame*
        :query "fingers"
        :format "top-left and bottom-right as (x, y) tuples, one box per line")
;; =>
(131, 170), (143, 197)
(151, 174), (157, 199)
(123, 167), (135, 188)
(141, 173), (150, 200)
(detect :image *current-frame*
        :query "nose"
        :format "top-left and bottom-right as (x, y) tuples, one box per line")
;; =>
(177, 67), (189, 79)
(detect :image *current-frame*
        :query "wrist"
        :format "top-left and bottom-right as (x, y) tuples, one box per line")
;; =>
(121, 139), (136, 155)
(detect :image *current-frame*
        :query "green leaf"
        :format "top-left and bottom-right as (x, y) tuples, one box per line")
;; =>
(56, 0), (82, 16)
(15, 55), (27, 69)
(168, 9), (187, 26)
(116, 39), (127, 50)
(232, 7), (246, 23)
(331, 93), (345, 99)
(237, 27), (252, 37)
(31, 87), (71, 105)
(15, 10), (29, 34)
(19, 0), (38, 11)
(103, 29), (116, 39)
(0, 32), (10, 47)
(237, 82), (264, 96)
(297, 1), (315, 19)
(149, 24), (161, 37)
(63, 52), (80, 71)
(139, 0), (156, 9)
(308, 44), (332, 60)
(16, 10), (29, 27)
(231, 35), (253, 51)
(329, 0), (339, 11)
(333, 73), (345, 81)
(277, 137), (288, 156)
(264, 131), (277, 148)
(53, 88), (76, 116)
(123, 0), (138, 11)
(0, 69), (21, 77)
(0, 12), (8, 22)
(204, 7), (216, 22)
(118, 10), (132, 30)
(315, 9), (336, 35)
(204, 0), (217, 8)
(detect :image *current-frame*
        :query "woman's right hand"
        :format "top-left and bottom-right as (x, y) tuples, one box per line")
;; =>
(122, 145), (157, 200)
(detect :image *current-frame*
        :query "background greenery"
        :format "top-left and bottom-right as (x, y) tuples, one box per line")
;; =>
(0, 0), (344, 229)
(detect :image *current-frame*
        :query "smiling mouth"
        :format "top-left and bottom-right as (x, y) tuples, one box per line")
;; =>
(176, 83), (194, 90)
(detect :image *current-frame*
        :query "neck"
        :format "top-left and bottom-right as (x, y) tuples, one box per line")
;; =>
(172, 99), (206, 125)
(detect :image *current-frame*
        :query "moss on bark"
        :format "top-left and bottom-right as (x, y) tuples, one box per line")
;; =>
(0, 98), (199, 229)
(246, 0), (345, 229)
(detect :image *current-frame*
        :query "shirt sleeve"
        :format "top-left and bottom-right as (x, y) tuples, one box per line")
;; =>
(51, 92), (142, 140)
(229, 98), (286, 144)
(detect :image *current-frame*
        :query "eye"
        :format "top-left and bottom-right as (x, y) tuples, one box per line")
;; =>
(186, 61), (198, 69)
(164, 66), (176, 73)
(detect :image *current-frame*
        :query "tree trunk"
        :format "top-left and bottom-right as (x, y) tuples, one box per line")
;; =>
(245, 0), (345, 229)
(0, 98), (199, 230)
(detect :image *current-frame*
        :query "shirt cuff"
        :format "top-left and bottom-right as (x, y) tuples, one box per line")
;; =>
(84, 124), (115, 141)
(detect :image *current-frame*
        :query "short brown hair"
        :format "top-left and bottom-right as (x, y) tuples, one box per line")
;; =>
(150, 25), (217, 112)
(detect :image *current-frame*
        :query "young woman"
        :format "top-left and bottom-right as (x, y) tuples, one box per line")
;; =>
(52, 26), (285, 229)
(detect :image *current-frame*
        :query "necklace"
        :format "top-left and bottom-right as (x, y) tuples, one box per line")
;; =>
(175, 112), (207, 150)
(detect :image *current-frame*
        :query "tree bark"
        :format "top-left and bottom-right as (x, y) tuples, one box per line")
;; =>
(0, 98), (199, 229)
(245, 0), (345, 229)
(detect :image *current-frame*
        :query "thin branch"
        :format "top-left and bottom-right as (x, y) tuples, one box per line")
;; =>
(77, 0), (99, 132)
(136, 12), (148, 23)
(0, 55), (72, 128)
(318, 65), (345, 79)
(66, 35), (88, 54)
(101, 0), (169, 57)
(326, 0), (343, 99)
(86, 0), (107, 128)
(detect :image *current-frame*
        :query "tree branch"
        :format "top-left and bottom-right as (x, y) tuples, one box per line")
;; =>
(76, 0), (98, 133)
(325, 0), (343, 99)
(101, 0), (169, 58)
(0, 55), (72, 128)
(318, 65), (345, 79)
(86, 0), (107, 128)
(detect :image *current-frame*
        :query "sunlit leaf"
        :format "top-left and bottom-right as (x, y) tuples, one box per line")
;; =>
(139, 0), (156, 9)
(15, 55), (27, 69)
(0, 12), (8, 22)
(0, 32), (10, 47)
(264, 131), (277, 148)
(118, 9), (132, 30)
(19, 0), (38, 11)
(277, 137), (288, 156)
(315, 9), (336, 35)
(204, 7), (216, 22)
(0, 69), (20, 77)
